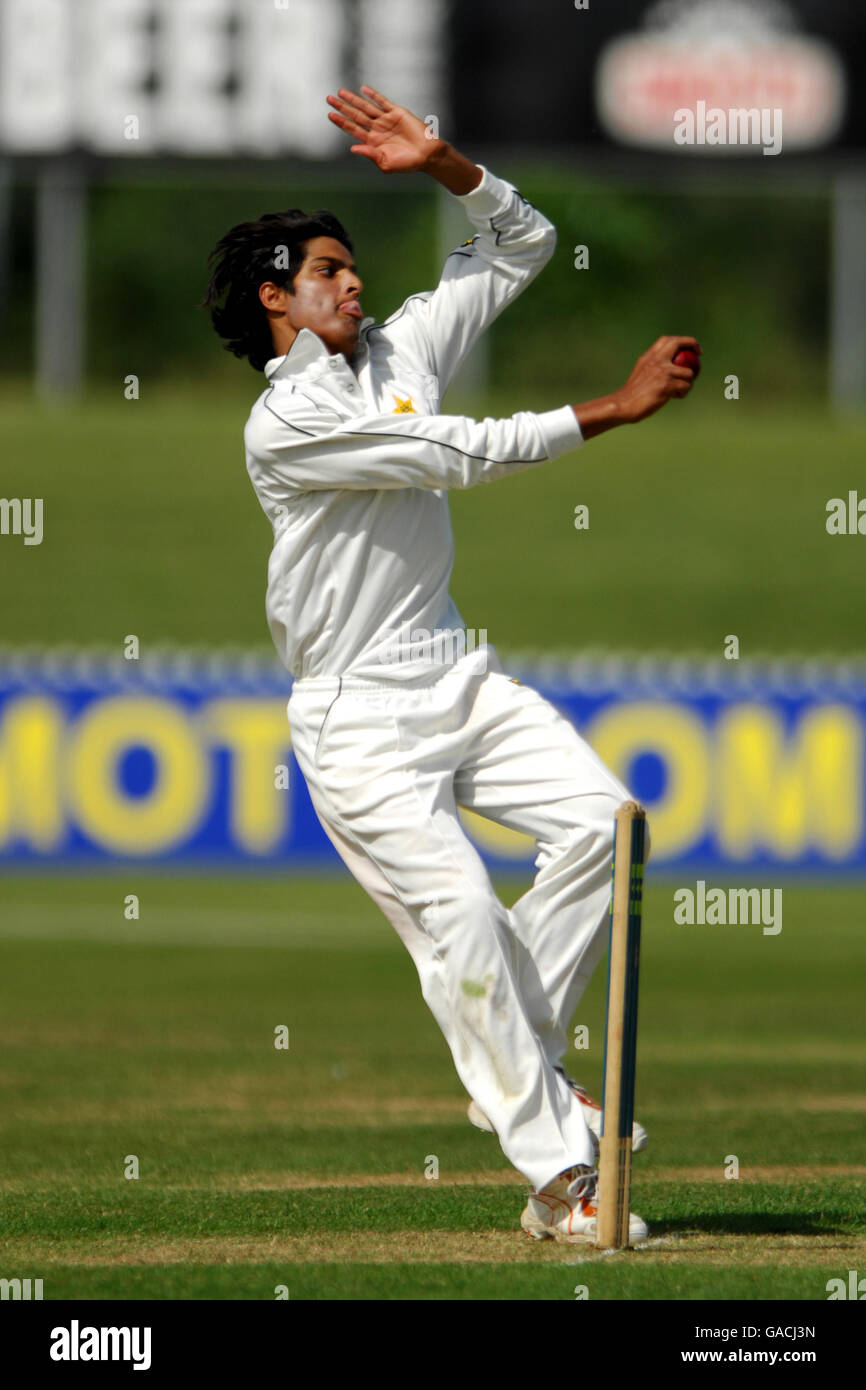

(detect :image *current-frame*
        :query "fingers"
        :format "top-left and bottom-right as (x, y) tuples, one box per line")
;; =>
(665, 369), (694, 399)
(327, 86), (397, 132)
(360, 84), (394, 112)
(327, 110), (370, 141)
(640, 336), (701, 366)
(655, 335), (702, 356)
(338, 86), (385, 121)
(327, 94), (372, 133)
(623, 340), (699, 419)
(329, 86), (393, 127)
(326, 101), (380, 161)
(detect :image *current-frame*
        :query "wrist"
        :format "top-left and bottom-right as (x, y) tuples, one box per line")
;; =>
(420, 137), (453, 172)
(573, 393), (624, 440)
(421, 141), (483, 195)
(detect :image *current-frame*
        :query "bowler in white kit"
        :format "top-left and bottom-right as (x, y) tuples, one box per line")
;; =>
(204, 85), (699, 1244)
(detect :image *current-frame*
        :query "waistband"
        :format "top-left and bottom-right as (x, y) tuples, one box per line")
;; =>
(290, 648), (499, 697)
(291, 676), (386, 696)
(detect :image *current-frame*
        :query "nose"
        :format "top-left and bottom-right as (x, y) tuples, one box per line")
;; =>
(342, 267), (363, 296)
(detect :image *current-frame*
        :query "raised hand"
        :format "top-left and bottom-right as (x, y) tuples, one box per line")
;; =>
(326, 85), (439, 174)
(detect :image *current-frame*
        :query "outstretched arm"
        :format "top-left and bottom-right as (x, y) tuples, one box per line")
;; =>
(247, 337), (701, 497)
(327, 86), (556, 389)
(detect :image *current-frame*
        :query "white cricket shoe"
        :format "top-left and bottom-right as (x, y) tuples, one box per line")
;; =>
(467, 1069), (648, 1153)
(520, 1165), (648, 1246)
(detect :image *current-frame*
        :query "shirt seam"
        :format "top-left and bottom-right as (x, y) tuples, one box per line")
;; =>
(258, 399), (551, 469)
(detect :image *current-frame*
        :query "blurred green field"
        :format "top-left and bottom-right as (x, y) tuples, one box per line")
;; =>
(1, 873), (863, 1300)
(2, 389), (864, 655)
(2, 171), (831, 399)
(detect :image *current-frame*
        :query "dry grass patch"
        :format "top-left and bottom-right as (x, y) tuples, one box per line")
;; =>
(4, 1229), (865, 1269)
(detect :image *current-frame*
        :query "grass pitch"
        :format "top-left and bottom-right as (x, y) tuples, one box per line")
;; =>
(1, 873), (863, 1301)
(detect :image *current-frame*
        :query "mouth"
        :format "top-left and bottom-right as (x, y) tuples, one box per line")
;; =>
(338, 300), (362, 320)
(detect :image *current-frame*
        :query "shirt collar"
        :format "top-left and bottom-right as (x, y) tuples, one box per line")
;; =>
(264, 321), (375, 380)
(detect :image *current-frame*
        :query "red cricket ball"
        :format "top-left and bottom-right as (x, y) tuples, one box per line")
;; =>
(673, 348), (701, 378)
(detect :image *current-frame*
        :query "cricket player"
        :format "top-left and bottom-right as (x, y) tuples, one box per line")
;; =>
(204, 86), (699, 1245)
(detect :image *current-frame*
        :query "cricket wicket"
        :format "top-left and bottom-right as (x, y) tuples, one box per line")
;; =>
(595, 800), (647, 1250)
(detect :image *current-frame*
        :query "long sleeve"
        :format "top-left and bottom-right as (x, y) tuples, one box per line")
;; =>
(246, 397), (583, 495)
(366, 165), (557, 391)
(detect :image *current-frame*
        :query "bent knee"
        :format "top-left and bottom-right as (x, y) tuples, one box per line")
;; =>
(545, 791), (654, 876)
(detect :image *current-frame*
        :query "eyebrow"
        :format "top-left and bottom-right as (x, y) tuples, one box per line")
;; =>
(309, 255), (358, 273)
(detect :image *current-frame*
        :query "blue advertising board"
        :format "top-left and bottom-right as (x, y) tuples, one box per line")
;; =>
(0, 649), (864, 872)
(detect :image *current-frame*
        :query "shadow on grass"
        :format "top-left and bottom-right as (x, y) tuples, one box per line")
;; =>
(655, 1213), (849, 1239)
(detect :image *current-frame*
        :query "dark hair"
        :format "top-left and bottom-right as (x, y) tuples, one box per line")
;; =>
(202, 209), (353, 371)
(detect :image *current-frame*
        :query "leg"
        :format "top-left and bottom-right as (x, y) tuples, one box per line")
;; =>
(287, 675), (595, 1192)
(455, 671), (632, 1069)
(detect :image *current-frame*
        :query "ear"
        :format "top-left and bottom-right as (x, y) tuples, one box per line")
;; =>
(259, 280), (289, 311)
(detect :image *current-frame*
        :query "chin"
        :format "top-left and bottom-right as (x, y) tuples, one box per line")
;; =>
(336, 325), (361, 356)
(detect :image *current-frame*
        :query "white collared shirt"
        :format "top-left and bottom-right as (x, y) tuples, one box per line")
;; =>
(244, 164), (583, 682)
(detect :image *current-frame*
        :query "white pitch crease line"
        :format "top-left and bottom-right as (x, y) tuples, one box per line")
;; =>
(564, 1233), (684, 1264)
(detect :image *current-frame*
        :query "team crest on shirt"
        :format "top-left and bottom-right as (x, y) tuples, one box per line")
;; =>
(392, 394), (416, 413)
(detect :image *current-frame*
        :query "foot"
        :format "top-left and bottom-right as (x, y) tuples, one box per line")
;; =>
(467, 1070), (648, 1153)
(520, 1165), (648, 1246)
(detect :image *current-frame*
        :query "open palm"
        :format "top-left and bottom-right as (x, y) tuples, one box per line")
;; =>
(326, 86), (436, 173)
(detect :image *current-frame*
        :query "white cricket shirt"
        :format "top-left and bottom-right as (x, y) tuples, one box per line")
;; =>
(244, 164), (584, 682)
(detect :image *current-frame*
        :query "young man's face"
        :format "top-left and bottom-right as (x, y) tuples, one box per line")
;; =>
(262, 236), (364, 360)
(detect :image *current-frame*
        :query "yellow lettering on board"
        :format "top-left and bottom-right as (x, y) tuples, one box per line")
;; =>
(205, 699), (292, 853)
(66, 697), (208, 854)
(588, 702), (709, 858)
(0, 696), (65, 850)
(716, 703), (862, 859)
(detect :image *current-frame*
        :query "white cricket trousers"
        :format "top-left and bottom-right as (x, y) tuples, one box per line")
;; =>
(287, 650), (632, 1193)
